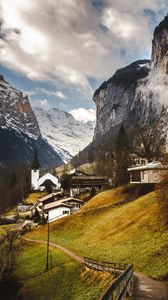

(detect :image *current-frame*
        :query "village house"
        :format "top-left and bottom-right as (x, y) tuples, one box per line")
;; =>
(31, 191), (64, 214)
(30, 190), (84, 222)
(31, 150), (61, 191)
(44, 202), (71, 222)
(70, 170), (109, 197)
(43, 197), (84, 222)
(127, 161), (168, 184)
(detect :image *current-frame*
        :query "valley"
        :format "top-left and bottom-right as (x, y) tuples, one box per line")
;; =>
(0, 10), (168, 300)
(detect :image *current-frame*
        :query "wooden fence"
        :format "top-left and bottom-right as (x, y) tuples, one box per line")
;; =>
(84, 257), (133, 300)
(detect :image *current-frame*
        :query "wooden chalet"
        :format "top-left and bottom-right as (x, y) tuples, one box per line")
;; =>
(70, 170), (109, 197)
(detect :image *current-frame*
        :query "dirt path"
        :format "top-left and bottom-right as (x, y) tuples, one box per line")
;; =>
(23, 238), (168, 299)
(134, 272), (168, 300)
(23, 237), (84, 263)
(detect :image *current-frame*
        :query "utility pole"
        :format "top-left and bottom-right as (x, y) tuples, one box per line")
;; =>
(46, 214), (50, 271)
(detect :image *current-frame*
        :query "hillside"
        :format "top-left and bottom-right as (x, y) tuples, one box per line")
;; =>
(13, 242), (113, 300)
(26, 185), (168, 279)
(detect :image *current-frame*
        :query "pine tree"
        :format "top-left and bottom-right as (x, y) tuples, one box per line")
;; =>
(115, 123), (130, 186)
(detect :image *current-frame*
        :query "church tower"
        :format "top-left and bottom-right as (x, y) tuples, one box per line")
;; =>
(31, 148), (40, 190)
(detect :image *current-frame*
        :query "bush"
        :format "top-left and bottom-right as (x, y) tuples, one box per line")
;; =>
(33, 208), (41, 223)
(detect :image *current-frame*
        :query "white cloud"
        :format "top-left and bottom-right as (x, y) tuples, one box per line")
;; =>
(70, 108), (96, 123)
(22, 90), (36, 97)
(36, 88), (66, 99)
(0, 0), (167, 102)
(31, 98), (50, 108)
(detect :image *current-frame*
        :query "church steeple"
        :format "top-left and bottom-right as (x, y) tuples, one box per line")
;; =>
(31, 149), (40, 190)
(31, 148), (40, 170)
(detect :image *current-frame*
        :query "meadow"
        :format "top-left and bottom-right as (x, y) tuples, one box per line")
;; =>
(25, 185), (168, 279)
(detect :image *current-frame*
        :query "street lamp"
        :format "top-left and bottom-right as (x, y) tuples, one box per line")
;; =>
(46, 213), (50, 271)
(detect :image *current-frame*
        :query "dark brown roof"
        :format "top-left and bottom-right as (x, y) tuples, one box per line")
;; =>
(39, 192), (62, 202)
(44, 201), (72, 211)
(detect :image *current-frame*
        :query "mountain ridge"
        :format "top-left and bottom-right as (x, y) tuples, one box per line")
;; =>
(0, 76), (63, 167)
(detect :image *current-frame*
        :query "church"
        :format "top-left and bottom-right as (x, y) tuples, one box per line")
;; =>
(31, 149), (61, 191)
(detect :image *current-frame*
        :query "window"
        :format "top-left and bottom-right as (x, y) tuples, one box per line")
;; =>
(131, 171), (141, 182)
(63, 210), (69, 214)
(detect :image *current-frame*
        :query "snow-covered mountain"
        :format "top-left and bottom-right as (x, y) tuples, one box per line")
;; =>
(0, 75), (63, 167)
(34, 107), (95, 160)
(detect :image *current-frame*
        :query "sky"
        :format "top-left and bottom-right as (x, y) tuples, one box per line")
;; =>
(0, 0), (168, 122)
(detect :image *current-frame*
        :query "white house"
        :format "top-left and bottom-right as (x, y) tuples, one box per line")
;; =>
(127, 161), (168, 184)
(44, 202), (71, 222)
(43, 197), (84, 222)
(31, 150), (61, 191)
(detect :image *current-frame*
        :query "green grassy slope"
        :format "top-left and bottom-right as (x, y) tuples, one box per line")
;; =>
(15, 242), (113, 300)
(26, 186), (168, 279)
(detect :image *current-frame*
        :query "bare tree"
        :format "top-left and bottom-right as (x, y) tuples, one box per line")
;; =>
(133, 103), (167, 161)
(0, 229), (20, 281)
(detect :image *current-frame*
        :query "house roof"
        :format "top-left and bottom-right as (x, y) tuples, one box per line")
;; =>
(39, 173), (60, 186)
(127, 161), (168, 171)
(71, 176), (108, 186)
(43, 197), (84, 211)
(44, 201), (72, 211)
(38, 191), (62, 202)
(39, 179), (56, 186)
(62, 197), (84, 204)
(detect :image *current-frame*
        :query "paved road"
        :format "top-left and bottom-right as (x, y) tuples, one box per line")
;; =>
(134, 272), (168, 300)
(24, 238), (168, 300)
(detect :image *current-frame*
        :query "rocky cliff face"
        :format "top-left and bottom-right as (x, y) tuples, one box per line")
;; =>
(152, 16), (168, 73)
(0, 75), (41, 138)
(93, 16), (168, 147)
(0, 76), (63, 167)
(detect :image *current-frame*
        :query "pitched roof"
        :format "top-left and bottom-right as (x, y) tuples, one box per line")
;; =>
(43, 197), (84, 211)
(38, 191), (62, 202)
(44, 201), (71, 211)
(128, 161), (168, 171)
(62, 197), (84, 203)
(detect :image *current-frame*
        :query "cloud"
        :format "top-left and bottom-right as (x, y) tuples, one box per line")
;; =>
(0, 0), (168, 103)
(70, 108), (96, 122)
(22, 90), (36, 97)
(36, 88), (66, 99)
(31, 98), (50, 108)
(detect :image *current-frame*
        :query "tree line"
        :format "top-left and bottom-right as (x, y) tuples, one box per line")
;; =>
(0, 165), (30, 216)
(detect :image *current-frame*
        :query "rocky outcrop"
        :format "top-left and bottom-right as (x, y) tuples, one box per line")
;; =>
(93, 60), (150, 138)
(93, 15), (168, 146)
(0, 77), (41, 138)
(0, 76), (63, 167)
(152, 15), (168, 73)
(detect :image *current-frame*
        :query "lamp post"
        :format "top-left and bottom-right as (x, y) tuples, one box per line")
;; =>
(46, 213), (50, 271)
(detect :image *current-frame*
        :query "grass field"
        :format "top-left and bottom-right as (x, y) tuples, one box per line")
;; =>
(15, 242), (113, 300)
(0, 224), (16, 234)
(25, 185), (168, 279)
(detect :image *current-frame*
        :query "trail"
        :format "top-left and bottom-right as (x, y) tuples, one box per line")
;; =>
(134, 272), (168, 300)
(23, 238), (168, 300)
(23, 237), (84, 263)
